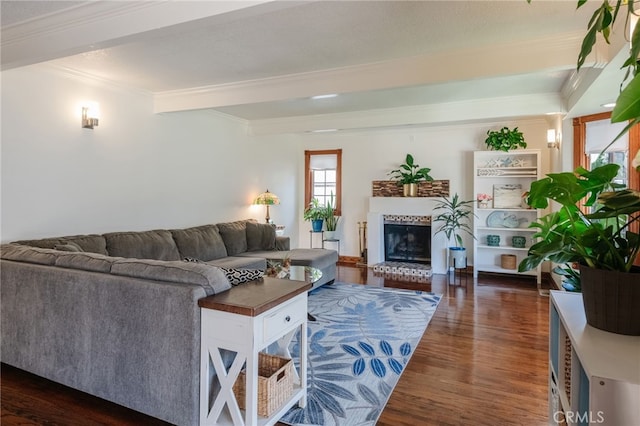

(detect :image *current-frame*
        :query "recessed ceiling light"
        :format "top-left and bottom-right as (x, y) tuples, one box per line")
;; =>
(601, 102), (616, 108)
(311, 94), (338, 100)
(310, 129), (338, 133)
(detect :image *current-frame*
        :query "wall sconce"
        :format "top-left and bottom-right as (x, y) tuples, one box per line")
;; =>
(253, 189), (280, 223)
(81, 103), (99, 129)
(547, 129), (560, 149)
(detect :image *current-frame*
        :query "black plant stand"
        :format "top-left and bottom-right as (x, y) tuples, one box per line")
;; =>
(449, 256), (468, 287)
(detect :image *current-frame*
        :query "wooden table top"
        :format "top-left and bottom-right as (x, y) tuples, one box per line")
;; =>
(198, 277), (312, 317)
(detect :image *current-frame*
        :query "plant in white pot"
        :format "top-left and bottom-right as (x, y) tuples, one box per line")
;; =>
(388, 153), (434, 197)
(433, 194), (476, 270)
(324, 192), (340, 239)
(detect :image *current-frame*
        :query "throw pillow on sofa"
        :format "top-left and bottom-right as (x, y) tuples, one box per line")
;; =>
(54, 242), (84, 252)
(246, 222), (276, 251)
(219, 267), (264, 286)
(182, 258), (262, 286)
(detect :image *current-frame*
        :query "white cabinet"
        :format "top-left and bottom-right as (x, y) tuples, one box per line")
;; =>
(473, 149), (541, 283)
(199, 279), (310, 426)
(549, 291), (640, 425)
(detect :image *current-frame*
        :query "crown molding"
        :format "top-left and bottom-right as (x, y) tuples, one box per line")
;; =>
(41, 63), (151, 96)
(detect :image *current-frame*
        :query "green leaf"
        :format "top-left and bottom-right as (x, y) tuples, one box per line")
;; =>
(611, 74), (640, 122)
(405, 154), (414, 167)
(578, 25), (598, 70)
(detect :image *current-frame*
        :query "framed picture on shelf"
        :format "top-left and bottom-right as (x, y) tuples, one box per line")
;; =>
(493, 184), (522, 208)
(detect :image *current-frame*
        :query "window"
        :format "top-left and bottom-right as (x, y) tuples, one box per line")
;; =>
(573, 113), (640, 247)
(305, 149), (342, 215)
(573, 112), (639, 191)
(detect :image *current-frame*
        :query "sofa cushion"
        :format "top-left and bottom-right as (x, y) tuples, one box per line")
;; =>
(104, 230), (181, 261)
(206, 256), (266, 270)
(54, 242), (84, 252)
(1, 244), (59, 265)
(240, 248), (338, 270)
(171, 225), (227, 261)
(218, 267), (264, 286)
(62, 234), (108, 255)
(217, 220), (253, 256)
(246, 222), (276, 251)
(111, 259), (231, 295)
(55, 252), (121, 273)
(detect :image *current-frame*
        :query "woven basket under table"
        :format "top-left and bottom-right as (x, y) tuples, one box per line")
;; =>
(232, 352), (294, 417)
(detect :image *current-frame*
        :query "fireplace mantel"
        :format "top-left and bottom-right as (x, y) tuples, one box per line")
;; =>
(366, 197), (449, 274)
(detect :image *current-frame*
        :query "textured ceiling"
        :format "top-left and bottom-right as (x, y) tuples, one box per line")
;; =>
(1, 0), (623, 127)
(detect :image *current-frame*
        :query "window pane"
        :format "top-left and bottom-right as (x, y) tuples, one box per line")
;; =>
(305, 149), (341, 216)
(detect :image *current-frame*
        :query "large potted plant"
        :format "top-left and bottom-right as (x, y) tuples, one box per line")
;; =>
(304, 198), (325, 232)
(484, 126), (527, 152)
(324, 192), (340, 239)
(433, 193), (476, 269)
(388, 153), (434, 197)
(519, 0), (640, 335)
(518, 164), (640, 335)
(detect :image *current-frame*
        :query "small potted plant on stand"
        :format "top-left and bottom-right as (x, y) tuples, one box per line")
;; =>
(484, 127), (527, 152)
(304, 198), (325, 232)
(324, 192), (340, 240)
(518, 163), (640, 335)
(388, 153), (434, 197)
(433, 193), (476, 271)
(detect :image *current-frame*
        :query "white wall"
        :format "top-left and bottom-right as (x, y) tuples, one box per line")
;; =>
(0, 65), (298, 242)
(1, 64), (552, 266)
(293, 119), (552, 262)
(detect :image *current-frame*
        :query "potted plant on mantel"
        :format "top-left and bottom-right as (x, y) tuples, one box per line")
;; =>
(304, 198), (325, 232)
(484, 127), (527, 152)
(433, 193), (476, 270)
(518, 164), (640, 335)
(388, 153), (434, 197)
(324, 192), (340, 239)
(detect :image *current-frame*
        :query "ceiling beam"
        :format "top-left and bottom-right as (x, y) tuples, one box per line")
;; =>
(153, 31), (593, 114)
(247, 93), (564, 135)
(1, 1), (283, 71)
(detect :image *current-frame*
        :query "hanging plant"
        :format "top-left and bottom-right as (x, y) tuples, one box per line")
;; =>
(484, 127), (527, 152)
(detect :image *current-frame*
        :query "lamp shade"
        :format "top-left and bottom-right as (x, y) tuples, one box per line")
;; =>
(253, 189), (280, 205)
(254, 189), (280, 223)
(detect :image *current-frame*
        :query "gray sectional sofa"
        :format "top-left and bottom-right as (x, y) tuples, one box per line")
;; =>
(0, 219), (337, 425)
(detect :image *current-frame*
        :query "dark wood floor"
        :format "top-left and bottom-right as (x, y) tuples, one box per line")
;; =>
(1, 266), (552, 425)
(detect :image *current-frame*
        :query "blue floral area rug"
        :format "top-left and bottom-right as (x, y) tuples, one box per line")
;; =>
(280, 282), (442, 426)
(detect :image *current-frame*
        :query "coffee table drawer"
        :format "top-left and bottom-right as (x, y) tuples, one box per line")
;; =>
(263, 296), (306, 343)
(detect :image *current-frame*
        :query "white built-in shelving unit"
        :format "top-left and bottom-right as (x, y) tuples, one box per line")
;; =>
(549, 291), (640, 425)
(473, 149), (541, 283)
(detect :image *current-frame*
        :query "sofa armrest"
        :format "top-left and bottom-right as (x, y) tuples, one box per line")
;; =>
(275, 236), (290, 251)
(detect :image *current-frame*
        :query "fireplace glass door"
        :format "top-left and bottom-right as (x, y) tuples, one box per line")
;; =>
(383, 223), (431, 264)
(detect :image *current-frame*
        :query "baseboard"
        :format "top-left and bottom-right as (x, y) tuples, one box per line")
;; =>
(338, 256), (362, 266)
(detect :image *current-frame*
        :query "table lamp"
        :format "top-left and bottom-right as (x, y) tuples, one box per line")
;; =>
(253, 189), (280, 223)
